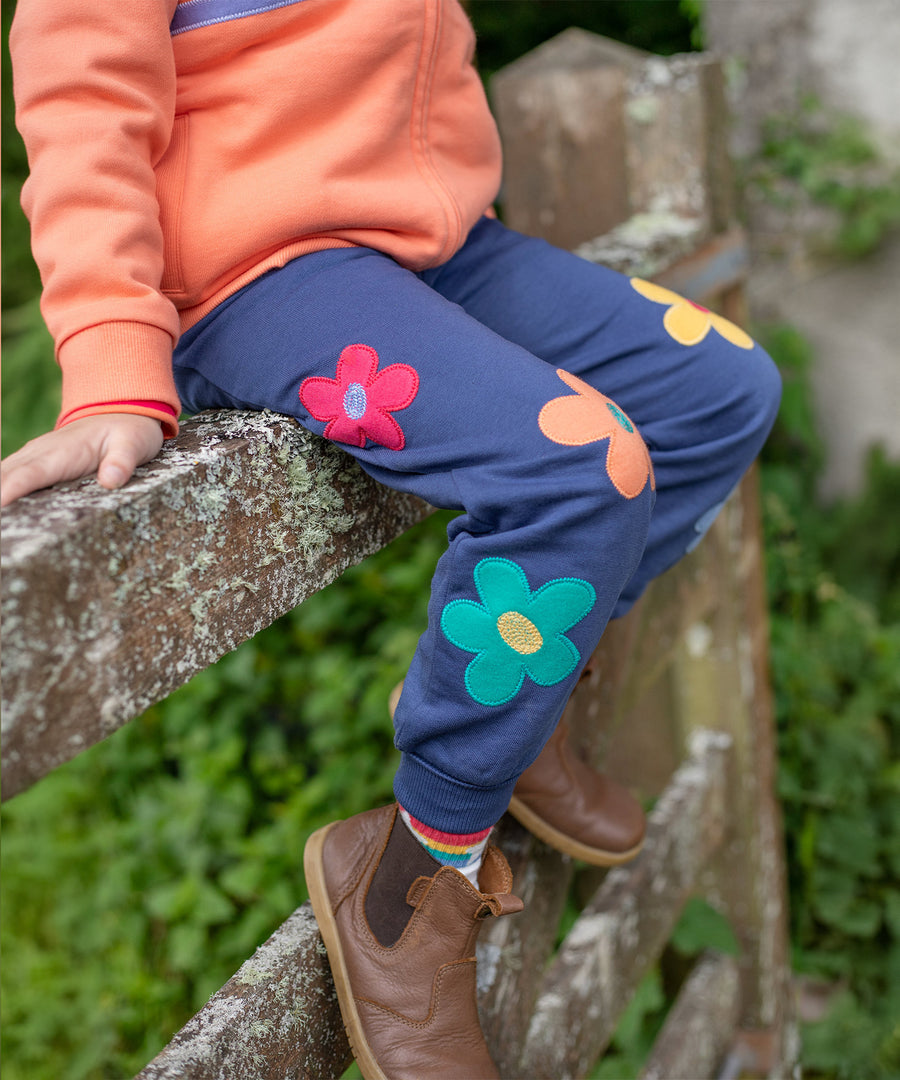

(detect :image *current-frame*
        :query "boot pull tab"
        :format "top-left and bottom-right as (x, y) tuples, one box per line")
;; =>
(478, 845), (515, 895)
(405, 875), (432, 908)
(478, 892), (525, 918)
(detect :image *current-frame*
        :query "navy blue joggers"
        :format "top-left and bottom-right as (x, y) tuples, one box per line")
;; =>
(173, 217), (781, 834)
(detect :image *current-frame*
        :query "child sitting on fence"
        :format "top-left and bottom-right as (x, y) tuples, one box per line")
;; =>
(3, 2), (781, 1076)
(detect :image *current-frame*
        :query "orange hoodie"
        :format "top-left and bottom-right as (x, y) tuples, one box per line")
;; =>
(10, 0), (502, 435)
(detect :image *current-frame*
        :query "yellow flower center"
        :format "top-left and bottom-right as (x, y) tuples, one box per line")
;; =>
(497, 611), (543, 655)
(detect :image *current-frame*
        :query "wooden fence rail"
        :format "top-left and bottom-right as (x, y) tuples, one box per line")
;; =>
(1, 29), (795, 1079)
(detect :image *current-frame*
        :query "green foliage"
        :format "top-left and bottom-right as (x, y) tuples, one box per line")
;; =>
(669, 896), (740, 958)
(747, 97), (900, 258)
(818, 448), (900, 625)
(1, 298), (59, 458)
(801, 989), (900, 1080)
(678, 0), (706, 50)
(2, 0), (43, 311)
(759, 324), (900, 1080)
(467, 0), (699, 81)
(1, 509), (454, 1079)
(590, 966), (667, 1080)
(3, 0), (60, 458)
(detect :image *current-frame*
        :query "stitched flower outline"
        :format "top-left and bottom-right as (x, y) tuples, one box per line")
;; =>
(630, 278), (754, 350)
(441, 557), (596, 707)
(299, 343), (419, 450)
(538, 369), (655, 499)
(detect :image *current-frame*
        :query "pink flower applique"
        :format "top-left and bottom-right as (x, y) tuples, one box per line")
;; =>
(299, 344), (419, 451)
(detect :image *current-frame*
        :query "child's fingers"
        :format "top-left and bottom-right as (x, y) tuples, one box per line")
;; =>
(1, 457), (42, 506)
(95, 459), (131, 489)
(1, 415), (163, 506)
(96, 420), (164, 490)
(1, 435), (94, 506)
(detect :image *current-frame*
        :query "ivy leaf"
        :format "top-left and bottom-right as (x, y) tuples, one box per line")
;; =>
(670, 897), (740, 957)
(813, 882), (882, 939)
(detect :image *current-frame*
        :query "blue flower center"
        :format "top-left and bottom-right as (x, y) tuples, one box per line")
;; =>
(343, 382), (368, 420)
(606, 402), (633, 433)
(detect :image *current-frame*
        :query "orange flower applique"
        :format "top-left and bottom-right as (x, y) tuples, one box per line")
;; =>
(630, 278), (754, 350)
(538, 369), (655, 499)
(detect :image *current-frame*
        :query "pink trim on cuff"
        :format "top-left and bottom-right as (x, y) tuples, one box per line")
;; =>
(58, 399), (177, 425)
(58, 400), (179, 439)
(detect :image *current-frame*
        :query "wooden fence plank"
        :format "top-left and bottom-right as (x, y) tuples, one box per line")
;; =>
(134, 905), (350, 1080)
(671, 474), (792, 1039)
(518, 729), (733, 1079)
(490, 28), (645, 250)
(639, 951), (741, 1080)
(1, 411), (431, 799)
(477, 817), (576, 1075)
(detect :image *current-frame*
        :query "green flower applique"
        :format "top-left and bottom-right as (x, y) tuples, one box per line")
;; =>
(441, 557), (597, 707)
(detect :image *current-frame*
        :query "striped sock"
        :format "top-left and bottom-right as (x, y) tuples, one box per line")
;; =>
(398, 806), (492, 888)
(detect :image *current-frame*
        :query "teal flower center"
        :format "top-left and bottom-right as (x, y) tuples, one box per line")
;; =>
(497, 610), (543, 655)
(343, 382), (368, 420)
(606, 402), (633, 433)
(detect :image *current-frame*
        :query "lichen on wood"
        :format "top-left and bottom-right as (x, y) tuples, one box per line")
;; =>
(134, 903), (350, 1080)
(1, 409), (432, 799)
(574, 210), (704, 280)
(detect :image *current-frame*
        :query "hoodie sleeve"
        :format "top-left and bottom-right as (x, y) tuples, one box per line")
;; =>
(10, 0), (182, 435)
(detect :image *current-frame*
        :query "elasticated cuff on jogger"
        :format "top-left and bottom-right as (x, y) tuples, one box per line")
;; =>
(393, 751), (515, 836)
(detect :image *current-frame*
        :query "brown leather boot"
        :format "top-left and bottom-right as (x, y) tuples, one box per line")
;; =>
(388, 681), (646, 867)
(304, 804), (523, 1080)
(507, 719), (646, 865)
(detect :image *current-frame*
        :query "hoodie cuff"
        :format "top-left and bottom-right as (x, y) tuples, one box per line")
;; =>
(56, 321), (181, 436)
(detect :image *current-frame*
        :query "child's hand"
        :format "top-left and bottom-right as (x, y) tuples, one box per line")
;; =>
(0, 413), (165, 507)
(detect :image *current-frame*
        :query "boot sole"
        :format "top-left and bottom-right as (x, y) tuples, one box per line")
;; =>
(304, 823), (389, 1080)
(506, 795), (645, 866)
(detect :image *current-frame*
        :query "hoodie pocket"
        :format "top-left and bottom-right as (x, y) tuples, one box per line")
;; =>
(156, 113), (190, 297)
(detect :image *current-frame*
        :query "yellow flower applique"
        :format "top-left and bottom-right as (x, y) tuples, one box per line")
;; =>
(630, 278), (754, 350)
